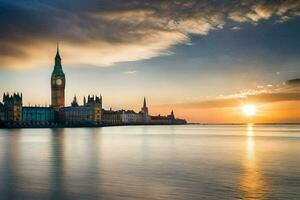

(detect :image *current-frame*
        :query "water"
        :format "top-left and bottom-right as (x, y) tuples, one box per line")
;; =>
(0, 125), (299, 200)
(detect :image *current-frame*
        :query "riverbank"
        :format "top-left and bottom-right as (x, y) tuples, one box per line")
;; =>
(0, 121), (187, 129)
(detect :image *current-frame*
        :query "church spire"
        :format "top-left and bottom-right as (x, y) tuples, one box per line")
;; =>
(143, 96), (147, 108)
(141, 96), (149, 122)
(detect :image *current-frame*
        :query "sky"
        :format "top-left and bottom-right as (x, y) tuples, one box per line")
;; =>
(1, 0), (300, 123)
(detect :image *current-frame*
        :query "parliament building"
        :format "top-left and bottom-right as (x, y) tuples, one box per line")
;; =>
(0, 45), (187, 128)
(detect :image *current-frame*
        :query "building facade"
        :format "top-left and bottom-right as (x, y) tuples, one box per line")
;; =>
(51, 44), (65, 112)
(0, 103), (5, 121)
(22, 106), (54, 124)
(102, 109), (122, 125)
(60, 95), (102, 125)
(2, 93), (22, 122)
(120, 110), (143, 124)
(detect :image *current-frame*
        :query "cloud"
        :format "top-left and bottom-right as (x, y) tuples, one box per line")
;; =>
(176, 78), (300, 109)
(123, 70), (137, 74)
(286, 78), (300, 85)
(1, 0), (300, 68)
(232, 26), (242, 30)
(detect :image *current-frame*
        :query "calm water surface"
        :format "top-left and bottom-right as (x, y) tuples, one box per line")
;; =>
(0, 125), (300, 200)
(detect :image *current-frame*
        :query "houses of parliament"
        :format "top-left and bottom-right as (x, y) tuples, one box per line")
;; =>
(0, 45), (186, 128)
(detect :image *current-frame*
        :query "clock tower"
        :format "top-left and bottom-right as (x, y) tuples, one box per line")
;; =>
(51, 44), (65, 112)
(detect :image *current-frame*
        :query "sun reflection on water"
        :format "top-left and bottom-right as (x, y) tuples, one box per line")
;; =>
(240, 123), (267, 200)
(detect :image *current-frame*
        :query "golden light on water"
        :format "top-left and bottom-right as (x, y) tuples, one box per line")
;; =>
(242, 104), (257, 117)
(240, 124), (267, 199)
(247, 123), (254, 137)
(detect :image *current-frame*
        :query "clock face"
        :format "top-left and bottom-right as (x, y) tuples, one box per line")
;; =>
(56, 79), (62, 86)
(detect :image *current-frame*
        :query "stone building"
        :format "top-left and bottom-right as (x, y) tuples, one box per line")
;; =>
(2, 93), (23, 122)
(120, 110), (143, 124)
(102, 109), (122, 125)
(0, 103), (5, 121)
(60, 95), (102, 125)
(140, 97), (151, 122)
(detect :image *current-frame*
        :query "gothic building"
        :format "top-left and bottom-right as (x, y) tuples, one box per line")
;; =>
(0, 103), (4, 121)
(51, 44), (65, 112)
(102, 108), (122, 125)
(2, 93), (23, 122)
(60, 95), (102, 125)
(120, 110), (143, 124)
(140, 97), (151, 122)
(0, 44), (187, 127)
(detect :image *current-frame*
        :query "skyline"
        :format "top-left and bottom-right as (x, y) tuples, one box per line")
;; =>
(1, 1), (300, 123)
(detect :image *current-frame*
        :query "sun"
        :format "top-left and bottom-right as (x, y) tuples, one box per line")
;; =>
(242, 104), (256, 117)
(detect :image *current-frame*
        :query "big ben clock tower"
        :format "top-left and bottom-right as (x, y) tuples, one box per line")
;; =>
(51, 44), (65, 112)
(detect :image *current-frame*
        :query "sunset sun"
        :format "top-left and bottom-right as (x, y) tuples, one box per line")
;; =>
(242, 104), (257, 117)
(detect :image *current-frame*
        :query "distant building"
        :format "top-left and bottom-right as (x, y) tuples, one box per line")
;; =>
(102, 109), (122, 125)
(151, 114), (172, 123)
(71, 95), (79, 107)
(151, 110), (187, 124)
(140, 97), (151, 122)
(167, 110), (175, 120)
(2, 93), (23, 122)
(0, 103), (5, 121)
(120, 110), (143, 124)
(22, 106), (54, 124)
(60, 95), (102, 125)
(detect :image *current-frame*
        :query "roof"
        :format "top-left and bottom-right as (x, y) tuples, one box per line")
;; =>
(60, 105), (94, 111)
(23, 106), (54, 110)
(151, 115), (169, 120)
(52, 44), (65, 78)
(121, 109), (138, 114)
(102, 109), (123, 115)
(52, 65), (65, 78)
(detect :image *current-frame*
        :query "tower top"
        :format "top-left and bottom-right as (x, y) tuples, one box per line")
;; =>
(56, 42), (60, 59)
(55, 42), (61, 64)
(52, 43), (65, 78)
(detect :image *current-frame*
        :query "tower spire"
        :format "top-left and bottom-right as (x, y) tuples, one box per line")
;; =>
(56, 42), (60, 57)
(141, 96), (149, 121)
(55, 42), (61, 66)
(143, 96), (147, 107)
(71, 94), (78, 107)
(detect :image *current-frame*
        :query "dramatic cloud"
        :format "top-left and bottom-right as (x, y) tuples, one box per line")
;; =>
(1, 0), (300, 68)
(177, 78), (300, 109)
